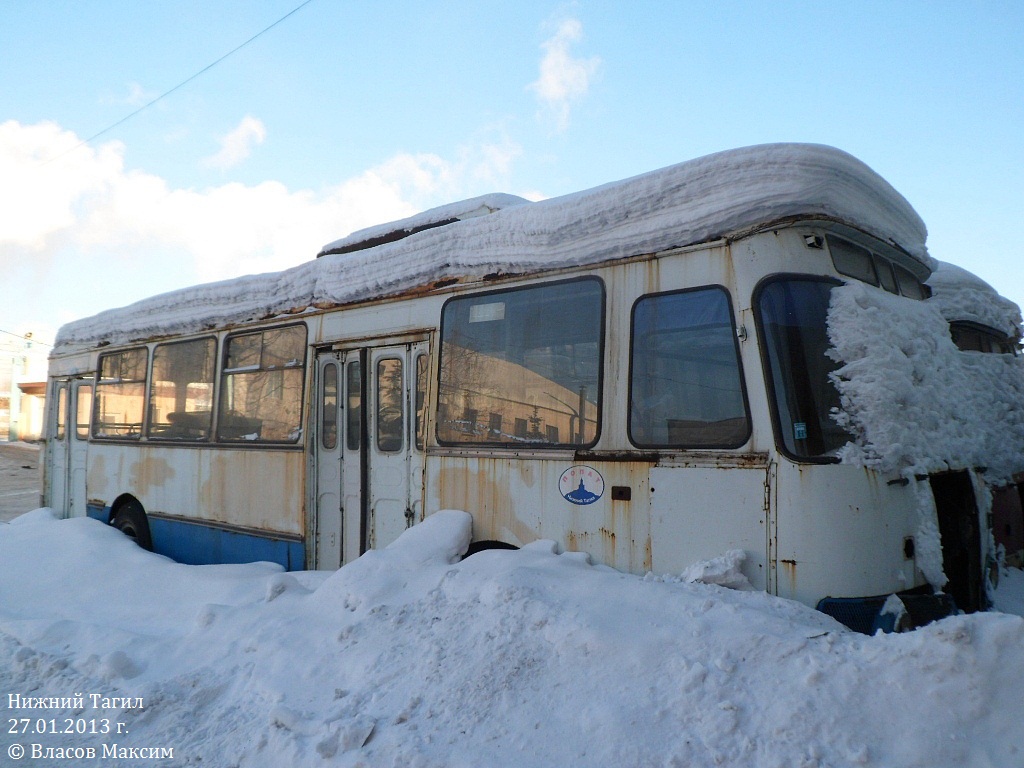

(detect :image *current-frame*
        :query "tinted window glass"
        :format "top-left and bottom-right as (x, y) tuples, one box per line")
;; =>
(54, 384), (67, 441)
(94, 348), (148, 439)
(346, 360), (362, 452)
(756, 279), (848, 460)
(148, 338), (216, 440)
(829, 237), (877, 285)
(415, 354), (428, 451)
(950, 322), (1017, 355)
(894, 264), (929, 300)
(630, 287), (749, 448)
(218, 326), (306, 443)
(873, 255), (899, 294)
(438, 279), (604, 447)
(376, 357), (404, 453)
(75, 385), (92, 440)
(321, 362), (339, 450)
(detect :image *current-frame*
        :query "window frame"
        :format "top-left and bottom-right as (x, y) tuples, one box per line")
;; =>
(92, 347), (149, 441)
(949, 321), (1019, 355)
(75, 383), (92, 440)
(753, 274), (845, 465)
(375, 355), (405, 454)
(320, 360), (340, 451)
(435, 276), (606, 449)
(216, 323), (308, 445)
(627, 284), (752, 450)
(146, 336), (218, 442)
(826, 234), (930, 301)
(54, 383), (67, 441)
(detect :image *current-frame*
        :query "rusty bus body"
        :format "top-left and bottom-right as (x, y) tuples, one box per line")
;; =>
(42, 144), (1022, 632)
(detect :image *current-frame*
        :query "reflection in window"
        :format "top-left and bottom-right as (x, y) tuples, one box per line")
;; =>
(415, 354), (428, 451)
(75, 385), (92, 440)
(148, 338), (216, 440)
(55, 384), (67, 441)
(94, 348), (148, 439)
(376, 358), (404, 453)
(438, 278), (604, 447)
(321, 362), (339, 450)
(756, 279), (848, 460)
(630, 288), (749, 448)
(218, 326), (306, 443)
(346, 360), (362, 451)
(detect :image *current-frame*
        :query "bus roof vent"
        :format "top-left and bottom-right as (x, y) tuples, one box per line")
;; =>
(318, 193), (531, 257)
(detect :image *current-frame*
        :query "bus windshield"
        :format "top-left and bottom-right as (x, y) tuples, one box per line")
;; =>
(756, 277), (848, 461)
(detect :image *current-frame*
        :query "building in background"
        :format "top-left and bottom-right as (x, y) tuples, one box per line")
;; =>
(0, 331), (50, 442)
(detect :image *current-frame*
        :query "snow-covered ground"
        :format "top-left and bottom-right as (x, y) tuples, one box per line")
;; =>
(2, 509), (1023, 767)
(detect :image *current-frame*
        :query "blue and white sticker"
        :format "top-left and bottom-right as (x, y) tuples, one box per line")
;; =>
(558, 465), (605, 506)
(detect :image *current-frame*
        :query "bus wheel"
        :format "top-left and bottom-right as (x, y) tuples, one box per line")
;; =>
(463, 540), (519, 558)
(111, 499), (153, 551)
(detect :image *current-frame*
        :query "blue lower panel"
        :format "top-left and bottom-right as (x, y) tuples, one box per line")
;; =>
(88, 503), (304, 570)
(817, 592), (957, 634)
(148, 516), (305, 570)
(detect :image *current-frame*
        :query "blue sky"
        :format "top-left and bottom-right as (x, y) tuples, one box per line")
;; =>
(2, 0), (1022, 344)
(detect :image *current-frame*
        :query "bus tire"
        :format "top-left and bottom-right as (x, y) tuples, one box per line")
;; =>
(463, 540), (519, 558)
(111, 499), (153, 551)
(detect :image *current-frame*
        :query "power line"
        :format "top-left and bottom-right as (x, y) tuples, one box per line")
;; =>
(0, 328), (52, 347)
(42, 0), (317, 166)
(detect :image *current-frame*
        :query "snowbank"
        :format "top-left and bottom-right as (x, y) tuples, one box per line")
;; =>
(53, 143), (930, 354)
(3, 510), (1023, 767)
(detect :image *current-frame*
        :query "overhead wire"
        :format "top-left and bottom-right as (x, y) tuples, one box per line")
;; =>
(0, 328), (52, 347)
(42, 0), (317, 166)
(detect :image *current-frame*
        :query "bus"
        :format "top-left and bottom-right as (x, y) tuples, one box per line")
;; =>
(42, 143), (1024, 633)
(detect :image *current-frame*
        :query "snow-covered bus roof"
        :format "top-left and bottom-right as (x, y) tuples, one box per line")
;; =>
(53, 143), (931, 355)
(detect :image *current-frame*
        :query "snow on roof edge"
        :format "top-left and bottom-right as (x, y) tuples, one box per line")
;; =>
(319, 193), (532, 256)
(53, 143), (931, 355)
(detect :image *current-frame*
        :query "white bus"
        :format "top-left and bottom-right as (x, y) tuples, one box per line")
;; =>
(42, 144), (1024, 632)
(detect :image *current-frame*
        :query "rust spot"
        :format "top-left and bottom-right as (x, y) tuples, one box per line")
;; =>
(129, 457), (175, 491)
(781, 559), (797, 594)
(483, 271), (524, 282)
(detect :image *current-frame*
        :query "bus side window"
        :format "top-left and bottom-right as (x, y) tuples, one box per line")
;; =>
(148, 337), (216, 440)
(437, 277), (604, 448)
(94, 348), (148, 439)
(629, 287), (750, 448)
(218, 325), (306, 443)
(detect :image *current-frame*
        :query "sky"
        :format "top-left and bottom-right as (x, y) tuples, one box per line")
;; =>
(2, 0), (1023, 347)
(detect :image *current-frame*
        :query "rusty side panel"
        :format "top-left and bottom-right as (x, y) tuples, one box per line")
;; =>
(88, 443), (305, 536)
(433, 456), (653, 573)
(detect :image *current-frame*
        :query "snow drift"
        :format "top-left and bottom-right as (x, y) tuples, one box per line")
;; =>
(2, 510), (1023, 767)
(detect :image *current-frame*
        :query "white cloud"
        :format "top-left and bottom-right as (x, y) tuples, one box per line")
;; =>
(0, 120), (522, 329)
(201, 115), (267, 170)
(529, 17), (600, 132)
